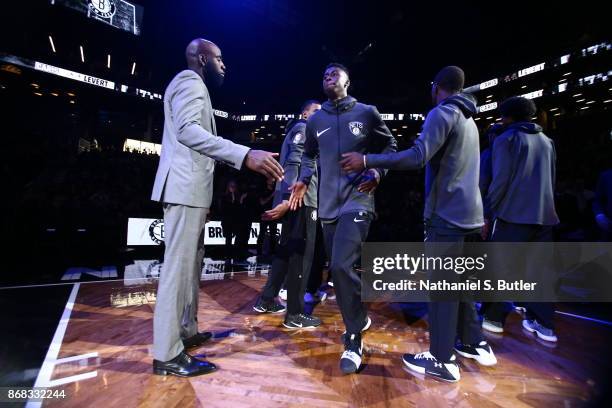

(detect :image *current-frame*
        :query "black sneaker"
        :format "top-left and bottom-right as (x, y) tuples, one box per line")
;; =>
(253, 297), (286, 314)
(454, 340), (497, 366)
(283, 313), (321, 329)
(340, 333), (363, 374)
(402, 351), (460, 382)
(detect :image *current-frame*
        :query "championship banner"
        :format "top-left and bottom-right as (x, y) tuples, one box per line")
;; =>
(127, 218), (281, 246)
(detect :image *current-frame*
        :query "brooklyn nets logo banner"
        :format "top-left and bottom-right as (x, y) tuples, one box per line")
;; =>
(52, 0), (144, 35)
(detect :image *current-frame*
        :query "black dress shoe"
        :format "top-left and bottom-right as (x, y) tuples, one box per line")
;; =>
(182, 331), (213, 348)
(153, 351), (217, 377)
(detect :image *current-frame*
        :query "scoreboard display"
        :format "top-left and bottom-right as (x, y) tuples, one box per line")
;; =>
(51, 0), (144, 35)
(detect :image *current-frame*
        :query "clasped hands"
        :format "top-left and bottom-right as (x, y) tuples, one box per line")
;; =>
(274, 152), (379, 215)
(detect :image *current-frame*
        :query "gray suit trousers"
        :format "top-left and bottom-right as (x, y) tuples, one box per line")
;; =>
(153, 203), (208, 361)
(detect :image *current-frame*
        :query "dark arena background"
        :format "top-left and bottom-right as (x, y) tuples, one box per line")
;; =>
(0, 1), (611, 407)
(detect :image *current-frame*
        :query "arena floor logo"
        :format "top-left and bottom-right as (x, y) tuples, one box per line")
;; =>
(148, 219), (164, 245)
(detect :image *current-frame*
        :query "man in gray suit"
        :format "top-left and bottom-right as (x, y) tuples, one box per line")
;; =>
(151, 38), (284, 377)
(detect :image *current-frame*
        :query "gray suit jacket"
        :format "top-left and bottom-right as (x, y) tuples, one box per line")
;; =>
(151, 70), (250, 208)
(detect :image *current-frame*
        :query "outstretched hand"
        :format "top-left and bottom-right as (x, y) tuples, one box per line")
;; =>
(340, 152), (365, 173)
(262, 201), (289, 221)
(245, 150), (284, 182)
(288, 182), (307, 210)
(357, 169), (380, 194)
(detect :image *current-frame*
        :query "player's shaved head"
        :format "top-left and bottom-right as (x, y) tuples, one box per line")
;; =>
(185, 38), (218, 66)
(185, 38), (226, 87)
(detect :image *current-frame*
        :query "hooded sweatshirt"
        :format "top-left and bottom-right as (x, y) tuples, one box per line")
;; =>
(272, 119), (318, 208)
(487, 122), (559, 226)
(298, 95), (397, 221)
(366, 93), (484, 229)
(480, 123), (507, 219)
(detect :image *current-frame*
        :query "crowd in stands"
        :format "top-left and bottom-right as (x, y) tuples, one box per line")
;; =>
(1, 113), (610, 281)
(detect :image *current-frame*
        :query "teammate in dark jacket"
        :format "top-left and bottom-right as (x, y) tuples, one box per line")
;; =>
(486, 96), (560, 343)
(289, 63), (397, 374)
(342, 66), (497, 382)
(478, 123), (513, 334)
(253, 100), (323, 330)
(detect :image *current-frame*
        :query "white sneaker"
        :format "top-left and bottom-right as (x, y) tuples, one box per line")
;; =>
(402, 352), (460, 382)
(522, 319), (558, 342)
(454, 340), (497, 366)
(340, 333), (363, 374)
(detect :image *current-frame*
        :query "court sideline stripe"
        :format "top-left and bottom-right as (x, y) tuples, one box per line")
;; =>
(25, 283), (80, 408)
(555, 311), (612, 326)
(0, 269), (266, 290)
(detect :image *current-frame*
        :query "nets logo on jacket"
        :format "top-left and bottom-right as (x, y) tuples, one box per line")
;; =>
(349, 121), (364, 136)
(293, 133), (303, 144)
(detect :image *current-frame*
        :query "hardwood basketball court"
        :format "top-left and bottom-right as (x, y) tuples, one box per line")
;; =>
(30, 271), (608, 407)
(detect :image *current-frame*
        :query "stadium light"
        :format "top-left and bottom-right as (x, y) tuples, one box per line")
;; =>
(48, 35), (56, 53)
(107, 54), (111, 69)
(80, 46), (85, 62)
(131, 62), (136, 75)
